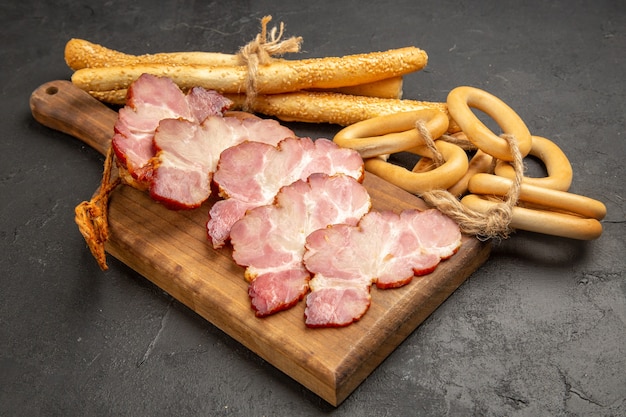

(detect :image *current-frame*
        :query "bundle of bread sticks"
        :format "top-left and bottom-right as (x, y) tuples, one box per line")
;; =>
(64, 16), (455, 128)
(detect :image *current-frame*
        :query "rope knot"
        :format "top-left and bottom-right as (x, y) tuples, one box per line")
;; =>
(415, 120), (445, 166)
(421, 132), (525, 240)
(237, 15), (303, 110)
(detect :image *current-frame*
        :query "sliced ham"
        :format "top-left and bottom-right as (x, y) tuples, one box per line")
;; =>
(302, 209), (462, 327)
(207, 137), (364, 248)
(229, 173), (372, 317)
(149, 115), (294, 209)
(111, 73), (232, 183)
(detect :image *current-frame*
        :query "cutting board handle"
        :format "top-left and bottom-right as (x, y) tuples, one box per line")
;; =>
(29, 80), (118, 156)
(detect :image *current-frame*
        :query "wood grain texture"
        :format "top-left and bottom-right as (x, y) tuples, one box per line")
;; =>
(30, 80), (491, 406)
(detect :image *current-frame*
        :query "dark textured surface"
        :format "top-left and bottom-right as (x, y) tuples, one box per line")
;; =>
(1, 0), (624, 415)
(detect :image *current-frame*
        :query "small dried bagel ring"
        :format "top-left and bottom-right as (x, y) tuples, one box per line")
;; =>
(333, 109), (449, 158)
(447, 149), (493, 197)
(494, 135), (573, 191)
(364, 140), (468, 194)
(468, 173), (606, 220)
(411, 156), (436, 173)
(412, 130), (475, 174)
(460, 194), (603, 240)
(447, 86), (532, 160)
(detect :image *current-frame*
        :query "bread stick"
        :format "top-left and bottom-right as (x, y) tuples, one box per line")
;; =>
(87, 75), (404, 105)
(87, 89), (452, 128)
(64, 38), (239, 70)
(71, 47), (428, 94)
(225, 91), (456, 128)
(87, 90), (127, 105)
(314, 76), (404, 99)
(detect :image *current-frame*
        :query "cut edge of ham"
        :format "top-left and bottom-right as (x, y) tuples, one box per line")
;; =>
(229, 173), (372, 317)
(111, 73), (232, 185)
(302, 209), (462, 328)
(248, 267), (311, 317)
(304, 275), (372, 328)
(207, 136), (364, 248)
(148, 115), (295, 210)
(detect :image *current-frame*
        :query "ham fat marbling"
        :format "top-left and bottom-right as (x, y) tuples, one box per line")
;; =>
(303, 209), (462, 327)
(207, 137), (364, 248)
(110, 73), (294, 209)
(229, 173), (372, 317)
(112, 73), (232, 183)
(150, 115), (294, 209)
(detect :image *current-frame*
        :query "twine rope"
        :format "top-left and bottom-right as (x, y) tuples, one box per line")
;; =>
(440, 133), (479, 151)
(415, 120), (445, 166)
(237, 15), (303, 110)
(414, 122), (479, 169)
(417, 120), (524, 239)
(74, 145), (120, 270)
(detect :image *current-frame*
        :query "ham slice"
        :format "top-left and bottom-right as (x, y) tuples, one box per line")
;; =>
(111, 73), (232, 183)
(207, 137), (364, 248)
(303, 209), (462, 327)
(230, 173), (372, 317)
(150, 115), (294, 209)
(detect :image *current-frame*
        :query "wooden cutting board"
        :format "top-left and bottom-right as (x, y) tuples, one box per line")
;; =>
(30, 80), (491, 406)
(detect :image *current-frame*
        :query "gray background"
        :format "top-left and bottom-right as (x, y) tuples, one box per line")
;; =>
(1, 0), (624, 415)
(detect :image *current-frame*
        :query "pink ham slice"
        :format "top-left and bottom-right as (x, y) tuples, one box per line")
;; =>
(149, 115), (295, 209)
(229, 173), (372, 317)
(111, 73), (232, 183)
(207, 137), (364, 248)
(302, 209), (462, 328)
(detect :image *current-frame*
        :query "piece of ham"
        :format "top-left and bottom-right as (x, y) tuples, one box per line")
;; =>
(207, 137), (364, 248)
(229, 173), (372, 317)
(302, 209), (462, 328)
(111, 73), (232, 183)
(149, 115), (295, 209)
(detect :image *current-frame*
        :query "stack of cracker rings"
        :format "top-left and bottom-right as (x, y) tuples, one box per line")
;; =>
(334, 86), (606, 240)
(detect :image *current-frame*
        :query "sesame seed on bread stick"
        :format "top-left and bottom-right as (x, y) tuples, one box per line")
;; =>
(225, 91), (458, 130)
(71, 47), (428, 94)
(87, 75), (405, 106)
(64, 38), (240, 70)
